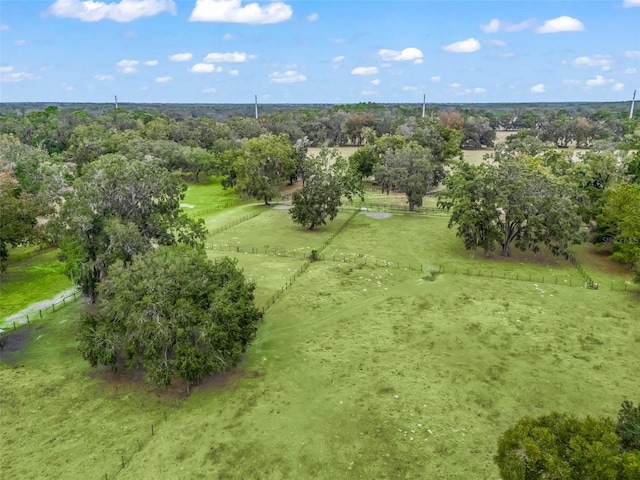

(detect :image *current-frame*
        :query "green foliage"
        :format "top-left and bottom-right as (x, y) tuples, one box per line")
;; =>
(440, 155), (582, 257)
(56, 155), (206, 301)
(290, 148), (363, 229)
(595, 183), (640, 269)
(233, 133), (296, 204)
(617, 401), (640, 451)
(495, 409), (640, 480)
(375, 143), (436, 211)
(78, 245), (260, 387)
(0, 175), (50, 272)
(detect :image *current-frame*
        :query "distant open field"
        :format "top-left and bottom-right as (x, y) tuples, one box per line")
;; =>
(2, 179), (638, 479)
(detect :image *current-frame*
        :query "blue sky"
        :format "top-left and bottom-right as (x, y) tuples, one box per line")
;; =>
(1, 0), (639, 103)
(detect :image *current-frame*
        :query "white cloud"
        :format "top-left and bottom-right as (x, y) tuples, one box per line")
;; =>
(623, 68), (637, 74)
(378, 47), (423, 62)
(351, 66), (378, 75)
(531, 83), (545, 93)
(450, 82), (461, 88)
(0, 24), (9, 31)
(585, 75), (610, 87)
(203, 87), (217, 93)
(481, 18), (535, 33)
(169, 52), (193, 62)
(307, 13), (318, 22)
(1, 68), (40, 82)
(625, 51), (640, 58)
(203, 51), (256, 63)
(155, 76), (172, 82)
(47, 0), (176, 22)
(13, 40), (27, 46)
(116, 59), (139, 73)
(145, 60), (158, 66)
(269, 70), (306, 83)
(190, 63), (217, 73)
(370, 79), (380, 86)
(190, 0), (292, 24)
(473, 87), (487, 93)
(537, 16), (585, 34)
(613, 82), (625, 91)
(61, 83), (74, 91)
(229, 69), (239, 76)
(624, 0), (640, 6)
(94, 74), (114, 81)
(223, 33), (234, 41)
(431, 76), (440, 82)
(361, 90), (377, 96)
(486, 39), (507, 47)
(443, 38), (481, 53)
(332, 55), (344, 63)
(402, 86), (419, 91)
(481, 18), (500, 33)
(573, 55), (611, 71)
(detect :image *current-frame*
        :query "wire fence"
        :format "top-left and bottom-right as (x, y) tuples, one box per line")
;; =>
(0, 290), (84, 333)
(184, 198), (244, 217)
(210, 211), (264, 236)
(345, 202), (450, 215)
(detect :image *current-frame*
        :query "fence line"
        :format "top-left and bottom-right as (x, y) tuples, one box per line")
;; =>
(345, 202), (450, 215)
(185, 198), (244, 217)
(209, 211), (264, 236)
(0, 290), (84, 333)
(259, 209), (360, 314)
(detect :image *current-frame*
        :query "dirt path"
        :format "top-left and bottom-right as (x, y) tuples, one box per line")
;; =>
(1, 287), (79, 330)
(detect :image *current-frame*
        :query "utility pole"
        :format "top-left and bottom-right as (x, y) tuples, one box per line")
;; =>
(421, 93), (426, 118)
(254, 95), (258, 120)
(114, 95), (119, 109)
(630, 90), (636, 119)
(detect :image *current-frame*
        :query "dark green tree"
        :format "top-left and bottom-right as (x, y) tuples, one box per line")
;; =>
(56, 155), (205, 301)
(440, 155), (582, 257)
(78, 246), (260, 388)
(233, 133), (296, 205)
(375, 143), (436, 211)
(290, 148), (363, 229)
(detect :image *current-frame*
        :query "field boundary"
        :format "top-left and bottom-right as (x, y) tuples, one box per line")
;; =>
(209, 210), (264, 236)
(0, 290), (84, 332)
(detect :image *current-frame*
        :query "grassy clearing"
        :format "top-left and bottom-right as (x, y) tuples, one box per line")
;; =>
(2, 182), (639, 479)
(308, 146), (360, 159)
(0, 247), (73, 321)
(0, 302), (186, 480)
(117, 263), (640, 479)
(181, 178), (243, 220)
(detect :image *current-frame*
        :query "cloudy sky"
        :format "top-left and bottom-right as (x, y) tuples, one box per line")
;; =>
(1, 0), (639, 103)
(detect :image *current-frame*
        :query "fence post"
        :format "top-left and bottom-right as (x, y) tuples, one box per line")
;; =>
(152, 424), (154, 436)
(39, 310), (43, 319)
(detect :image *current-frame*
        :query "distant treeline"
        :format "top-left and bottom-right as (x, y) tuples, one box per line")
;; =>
(0, 101), (633, 122)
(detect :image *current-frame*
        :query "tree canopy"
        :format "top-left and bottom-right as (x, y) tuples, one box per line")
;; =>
(440, 155), (582, 257)
(56, 155), (205, 301)
(78, 246), (260, 387)
(495, 405), (640, 480)
(232, 133), (295, 205)
(290, 148), (363, 229)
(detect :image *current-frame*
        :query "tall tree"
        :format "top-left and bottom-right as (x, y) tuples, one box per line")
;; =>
(440, 155), (582, 257)
(375, 143), (436, 211)
(290, 148), (363, 229)
(79, 246), (260, 388)
(495, 412), (640, 480)
(233, 133), (295, 205)
(56, 155), (206, 301)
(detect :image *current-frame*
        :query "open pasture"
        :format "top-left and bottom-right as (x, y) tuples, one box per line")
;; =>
(2, 192), (639, 479)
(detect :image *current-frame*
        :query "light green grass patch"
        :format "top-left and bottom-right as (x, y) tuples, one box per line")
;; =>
(0, 247), (73, 321)
(115, 262), (640, 479)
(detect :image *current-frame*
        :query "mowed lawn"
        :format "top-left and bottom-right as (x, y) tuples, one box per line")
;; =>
(1, 201), (639, 479)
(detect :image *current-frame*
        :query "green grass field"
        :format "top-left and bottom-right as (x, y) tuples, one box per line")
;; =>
(0, 246), (73, 322)
(1, 182), (639, 479)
